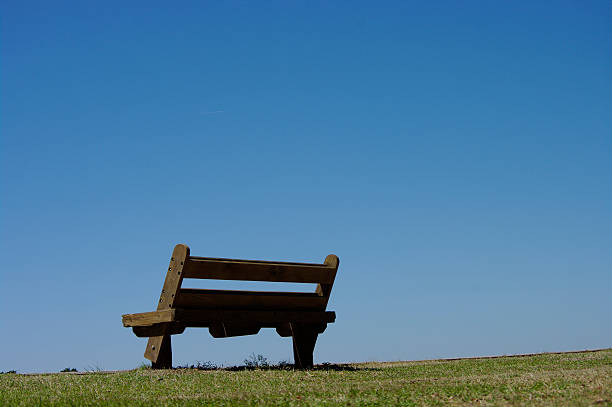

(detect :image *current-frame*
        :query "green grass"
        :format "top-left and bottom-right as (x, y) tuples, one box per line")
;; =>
(1, 349), (611, 406)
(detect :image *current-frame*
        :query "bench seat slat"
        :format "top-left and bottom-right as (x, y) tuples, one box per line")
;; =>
(176, 288), (326, 310)
(123, 309), (336, 327)
(123, 309), (175, 326)
(183, 258), (335, 283)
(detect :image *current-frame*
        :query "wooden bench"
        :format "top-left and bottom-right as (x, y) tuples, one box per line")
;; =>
(122, 244), (339, 369)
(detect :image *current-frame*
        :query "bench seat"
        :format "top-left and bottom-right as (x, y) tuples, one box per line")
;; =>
(123, 308), (336, 336)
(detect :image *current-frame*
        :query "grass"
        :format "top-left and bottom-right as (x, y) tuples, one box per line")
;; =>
(1, 349), (610, 406)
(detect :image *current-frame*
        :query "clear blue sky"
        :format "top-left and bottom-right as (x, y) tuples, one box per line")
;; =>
(1, 1), (610, 373)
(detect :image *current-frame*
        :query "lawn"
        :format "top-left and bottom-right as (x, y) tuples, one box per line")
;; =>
(1, 349), (610, 406)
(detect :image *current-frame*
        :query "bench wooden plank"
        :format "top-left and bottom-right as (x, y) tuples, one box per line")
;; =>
(175, 288), (326, 310)
(123, 309), (175, 326)
(188, 256), (325, 267)
(182, 258), (335, 283)
(123, 308), (336, 327)
(316, 254), (339, 308)
(133, 323), (186, 338)
(176, 309), (336, 325)
(144, 244), (190, 367)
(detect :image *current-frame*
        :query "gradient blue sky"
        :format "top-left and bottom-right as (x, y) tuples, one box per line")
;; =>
(1, 1), (610, 373)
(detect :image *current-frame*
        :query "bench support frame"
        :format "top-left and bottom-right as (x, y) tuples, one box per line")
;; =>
(144, 244), (189, 365)
(291, 323), (322, 368)
(151, 334), (172, 369)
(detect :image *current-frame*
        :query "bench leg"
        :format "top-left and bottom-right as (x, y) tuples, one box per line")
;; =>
(291, 324), (319, 369)
(150, 334), (172, 369)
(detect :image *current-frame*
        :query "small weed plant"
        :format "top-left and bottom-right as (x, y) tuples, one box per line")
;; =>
(243, 353), (269, 369)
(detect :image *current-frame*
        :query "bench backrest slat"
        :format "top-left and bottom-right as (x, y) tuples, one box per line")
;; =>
(175, 288), (326, 310)
(182, 257), (335, 284)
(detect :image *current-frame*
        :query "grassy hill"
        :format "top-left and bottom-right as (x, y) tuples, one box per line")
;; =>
(1, 349), (610, 406)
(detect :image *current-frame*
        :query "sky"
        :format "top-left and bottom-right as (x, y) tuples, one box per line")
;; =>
(1, 1), (610, 373)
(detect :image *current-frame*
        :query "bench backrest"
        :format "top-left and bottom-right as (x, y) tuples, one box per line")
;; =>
(156, 244), (339, 314)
